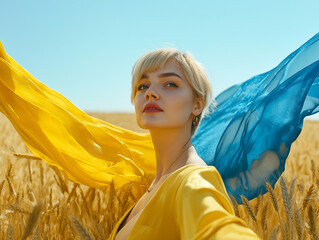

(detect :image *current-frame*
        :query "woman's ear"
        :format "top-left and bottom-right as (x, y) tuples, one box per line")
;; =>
(193, 97), (204, 116)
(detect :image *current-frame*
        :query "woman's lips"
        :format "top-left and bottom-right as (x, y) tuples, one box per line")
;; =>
(144, 108), (163, 113)
(143, 103), (163, 113)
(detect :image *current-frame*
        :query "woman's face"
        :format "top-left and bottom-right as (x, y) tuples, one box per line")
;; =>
(134, 60), (200, 131)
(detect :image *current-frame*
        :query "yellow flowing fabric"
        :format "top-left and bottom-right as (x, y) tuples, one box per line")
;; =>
(0, 42), (260, 239)
(109, 165), (260, 240)
(0, 41), (156, 196)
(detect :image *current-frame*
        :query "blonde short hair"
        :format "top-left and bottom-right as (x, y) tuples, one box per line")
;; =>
(131, 48), (216, 135)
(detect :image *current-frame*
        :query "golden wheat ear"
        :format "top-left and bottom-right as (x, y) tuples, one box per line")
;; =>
(71, 216), (95, 240)
(6, 225), (13, 240)
(261, 201), (268, 240)
(241, 196), (257, 222)
(229, 193), (240, 217)
(302, 184), (315, 211)
(307, 204), (319, 240)
(266, 182), (279, 213)
(21, 202), (42, 240)
(280, 177), (293, 221)
(293, 207), (303, 240)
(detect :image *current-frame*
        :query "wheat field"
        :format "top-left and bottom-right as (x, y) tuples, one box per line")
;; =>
(0, 112), (318, 239)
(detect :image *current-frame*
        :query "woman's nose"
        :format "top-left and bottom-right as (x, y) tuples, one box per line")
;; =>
(145, 85), (159, 100)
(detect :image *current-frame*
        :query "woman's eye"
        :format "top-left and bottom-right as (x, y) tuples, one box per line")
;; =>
(137, 84), (148, 91)
(166, 82), (178, 88)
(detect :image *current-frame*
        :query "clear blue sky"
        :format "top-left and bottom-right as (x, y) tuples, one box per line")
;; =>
(1, 0), (319, 119)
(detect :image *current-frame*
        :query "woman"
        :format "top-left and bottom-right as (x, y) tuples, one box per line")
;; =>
(112, 49), (260, 239)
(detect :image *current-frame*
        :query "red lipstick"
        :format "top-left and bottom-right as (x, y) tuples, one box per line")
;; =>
(143, 103), (163, 113)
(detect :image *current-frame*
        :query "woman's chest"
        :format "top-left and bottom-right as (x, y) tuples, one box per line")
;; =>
(112, 169), (187, 240)
(114, 196), (178, 240)
(115, 192), (155, 240)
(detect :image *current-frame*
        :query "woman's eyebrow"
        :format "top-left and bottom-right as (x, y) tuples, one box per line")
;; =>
(140, 72), (182, 80)
(159, 72), (182, 79)
(140, 74), (148, 80)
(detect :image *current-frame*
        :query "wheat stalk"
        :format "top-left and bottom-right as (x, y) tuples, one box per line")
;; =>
(302, 184), (315, 211)
(0, 180), (5, 196)
(108, 181), (116, 211)
(280, 176), (293, 220)
(39, 163), (44, 185)
(85, 188), (94, 201)
(9, 204), (32, 214)
(282, 221), (289, 240)
(271, 226), (278, 240)
(97, 190), (101, 214)
(107, 181), (116, 234)
(261, 201), (268, 240)
(51, 166), (69, 194)
(289, 177), (297, 200)
(6, 225), (13, 240)
(14, 192), (20, 205)
(13, 153), (41, 160)
(88, 188), (96, 205)
(230, 194), (240, 217)
(307, 204), (319, 240)
(21, 202), (42, 240)
(254, 194), (262, 216)
(6, 163), (13, 178)
(241, 196), (256, 222)
(28, 159), (33, 183)
(71, 216), (94, 240)
(5, 176), (16, 196)
(67, 183), (79, 204)
(297, 183), (304, 193)
(266, 182), (279, 212)
(21, 191), (26, 203)
(120, 183), (132, 217)
(26, 185), (35, 202)
(79, 186), (91, 218)
(311, 159), (316, 183)
(49, 188), (53, 207)
(32, 227), (40, 240)
(56, 202), (60, 218)
(280, 176), (294, 239)
(294, 207), (303, 240)
(94, 222), (106, 240)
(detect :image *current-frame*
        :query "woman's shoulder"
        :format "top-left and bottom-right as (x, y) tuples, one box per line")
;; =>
(177, 164), (222, 182)
(174, 164), (227, 194)
(173, 164), (236, 221)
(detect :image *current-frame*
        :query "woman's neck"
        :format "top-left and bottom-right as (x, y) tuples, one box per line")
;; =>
(149, 127), (193, 181)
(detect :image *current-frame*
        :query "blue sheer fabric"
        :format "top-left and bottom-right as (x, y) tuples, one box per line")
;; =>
(193, 33), (319, 203)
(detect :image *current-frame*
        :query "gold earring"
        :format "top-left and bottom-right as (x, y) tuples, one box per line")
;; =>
(192, 115), (199, 125)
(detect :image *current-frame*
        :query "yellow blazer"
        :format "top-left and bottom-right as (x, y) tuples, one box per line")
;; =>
(109, 165), (260, 240)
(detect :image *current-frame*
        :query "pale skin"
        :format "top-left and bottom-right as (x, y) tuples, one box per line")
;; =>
(115, 60), (207, 240)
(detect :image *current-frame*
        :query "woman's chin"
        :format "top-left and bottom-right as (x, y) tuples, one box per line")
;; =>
(138, 123), (160, 130)
(137, 121), (169, 130)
